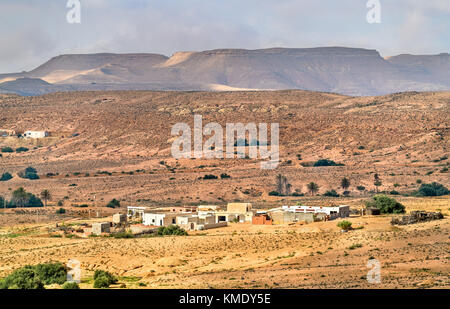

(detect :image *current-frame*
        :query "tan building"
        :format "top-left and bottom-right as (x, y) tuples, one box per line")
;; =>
(92, 222), (110, 235)
(214, 203), (254, 223)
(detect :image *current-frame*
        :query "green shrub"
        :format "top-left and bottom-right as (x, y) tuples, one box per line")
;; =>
(62, 281), (80, 289)
(337, 220), (352, 231)
(389, 190), (399, 195)
(93, 276), (111, 288)
(33, 263), (67, 285)
(323, 189), (339, 197)
(18, 167), (39, 180)
(365, 194), (405, 214)
(417, 182), (449, 197)
(268, 191), (280, 196)
(356, 186), (366, 191)
(313, 159), (344, 167)
(1, 147), (14, 153)
(93, 270), (117, 288)
(15, 147), (29, 153)
(106, 198), (120, 208)
(0, 267), (44, 289)
(156, 225), (188, 236)
(56, 208), (66, 214)
(202, 174), (218, 180)
(0, 172), (13, 182)
(220, 173), (231, 179)
(0, 263), (67, 289)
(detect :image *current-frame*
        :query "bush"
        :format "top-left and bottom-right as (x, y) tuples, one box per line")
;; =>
(417, 182), (449, 197)
(18, 166), (39, 180)
(313, 159), (344, 167)
(323, 189), (339, 197)
(337, 220), (352, 231)
(106, 198), (121, 208)
(356, 186), (366, 191)
(156, 225), (188, 236)
(389, 190), (400, 195)
(268, 191), (280, 196)
(62, 281), (80, 289)
(220, 173), (231, 179)
(0, 263), (67, 289)
(1, 147), (14, 153)
(56, 208), (66, 214)
(93, 276), (111, 288)
(33, 263), (67, 285)
(0, 172), (13, 182)
(15, 147), (29, 153)
(202, 174), (218, 180)
(93, 270), (117, 288)
(0, 267), (44, 289)
(365, 194), (405, 214)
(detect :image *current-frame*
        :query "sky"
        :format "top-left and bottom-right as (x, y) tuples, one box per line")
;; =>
(0, 0), (449, 73)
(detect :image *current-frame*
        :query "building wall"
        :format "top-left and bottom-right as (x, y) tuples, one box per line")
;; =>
(227, 203), (252, 213)
(252, 215), (273, 225)
(92, 222), (110, 235)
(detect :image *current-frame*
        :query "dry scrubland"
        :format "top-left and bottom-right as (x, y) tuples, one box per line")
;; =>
(0, 90), (449, 288)
(0, 196), (448, 289)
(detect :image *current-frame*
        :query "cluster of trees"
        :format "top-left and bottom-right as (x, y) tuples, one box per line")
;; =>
(0, 263), (68, 289)
(365, 195), (405, 214)
(270, 175), (352, 197)
(0, 188), (51, 208)
(416, 182), (449, 197)
(106, 199), (121, 208)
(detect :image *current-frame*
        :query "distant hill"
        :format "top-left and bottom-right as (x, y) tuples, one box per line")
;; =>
(1, 47), (449, 96)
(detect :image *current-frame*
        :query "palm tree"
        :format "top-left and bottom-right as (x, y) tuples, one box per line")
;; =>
(40, 189), (51, 207)
(341, 177), (350, 191)
(307, 182), (319, 196)
(374, 173), (382, 193)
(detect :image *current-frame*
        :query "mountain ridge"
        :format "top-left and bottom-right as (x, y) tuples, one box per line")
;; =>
(1, 47), (449, 96)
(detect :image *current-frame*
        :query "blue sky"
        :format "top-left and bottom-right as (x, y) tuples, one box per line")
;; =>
(0, 0), (449, 73)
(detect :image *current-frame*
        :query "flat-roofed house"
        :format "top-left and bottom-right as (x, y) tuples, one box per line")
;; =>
(214, 203), (254, 223)
(143, 212), (178, 227)
(23, 131), (48, 138)
(176, 214), (226, 231)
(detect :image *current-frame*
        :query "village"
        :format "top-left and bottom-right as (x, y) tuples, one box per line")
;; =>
(69, 202), (351, 237)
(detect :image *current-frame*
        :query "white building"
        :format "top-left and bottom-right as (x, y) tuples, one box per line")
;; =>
(23, 131), (48, 138)
(143, 212), (178, 226)
(127, 206), (148, 220)
(281, 205), (350, 219)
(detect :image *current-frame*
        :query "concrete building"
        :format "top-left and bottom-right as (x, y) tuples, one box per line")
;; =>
(281, 205), (350, 219)
(127, 206), (148, 220)
(214, 203), (254, 223)
(92, 222), (110, 235)
(143, 212), (178, 226)
(23, 131), (48, 138)
(0, 129), (15, 137)
(269, 211), (328, 224)
(159, 206), (198, 213)
(176, 214), (225, 231)
(112, 213), (127, 225)
(198, 205), (222, 212)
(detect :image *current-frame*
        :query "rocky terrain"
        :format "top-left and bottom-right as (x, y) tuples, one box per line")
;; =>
(0, 47), (449, 96)
(0, 90), (448, 207)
